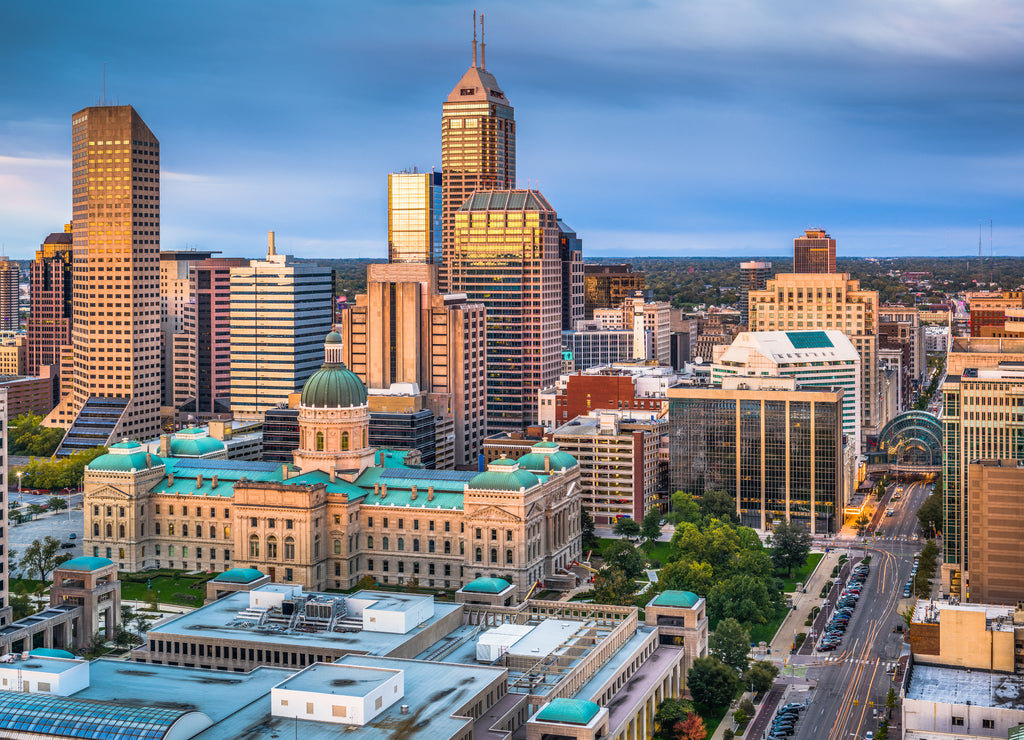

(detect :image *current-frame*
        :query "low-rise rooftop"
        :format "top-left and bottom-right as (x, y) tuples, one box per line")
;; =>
(907, 664), (1024, 710)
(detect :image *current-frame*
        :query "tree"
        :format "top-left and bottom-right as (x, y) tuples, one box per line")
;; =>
(855, 514), (870, 535)
(709, 617), (751, 673)
(665, 491), (701, 526)
(47, 496), (69, 511)
(687, 656), (740, 707)
(27, 504), (45, 517)
(673, 712), (707, 740)
(10, 591), (32, 621)
(8, 414), (64, 457)
(405, 576), (420, 591)
(653, 698), (695, 740)
(886, 687), (897, 718)
(613, 517), (642, 541)
(698, 489), (737, 523)
(131, 611), (153, 643)
(641, 509), (662, 547)
(707, 573), (781, 625)
(19, 537), (72, 582)
(604, 538), (645, 579)
(658, 560), (715, 597)
(768, 520), (812, 577)
(742, 660), (779, 694)
(592, 566), (637, 606)
(581, 508), (598, 550)
(916, 487), (943, 538)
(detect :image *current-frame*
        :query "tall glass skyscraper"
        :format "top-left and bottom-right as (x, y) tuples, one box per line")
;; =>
(440, 15), (515, 292)
(388, 171), (442, 264)
(450, 190), (561, 431)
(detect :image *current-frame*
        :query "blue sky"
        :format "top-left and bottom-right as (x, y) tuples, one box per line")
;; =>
(2, 0), (1024, 259)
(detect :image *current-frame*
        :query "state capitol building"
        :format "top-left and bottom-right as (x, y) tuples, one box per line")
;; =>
(82, 333), (583, 597)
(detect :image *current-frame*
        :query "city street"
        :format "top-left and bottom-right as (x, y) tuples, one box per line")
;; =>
(788, 478), (933, 740)
(8, 487), (85, 575)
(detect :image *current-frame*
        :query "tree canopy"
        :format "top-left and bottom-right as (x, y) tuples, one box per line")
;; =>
(687, 656), (740, 707)
(709, 617), (751, 673)
(768, 520), (812, 577)
(18, 447), (107, 490)
(8, 414), (64, 457)
(19, 537), (72, 582)
(613, 517), (642, 541)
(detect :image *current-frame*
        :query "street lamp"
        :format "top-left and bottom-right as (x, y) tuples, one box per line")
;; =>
(16, 471), (22, 496)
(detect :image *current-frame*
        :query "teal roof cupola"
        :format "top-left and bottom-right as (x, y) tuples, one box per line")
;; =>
(300, 332), (368, 409)
(213, 568), (265, 584)
(87, 441), (163, 474)
(517, 440), (577, 474)
(535, 698), (601, 725)
(468, 456), (540, 492)
(59, 556), (114, 572)
(462, 577), (512, 594)
(169, 428), (226, 458)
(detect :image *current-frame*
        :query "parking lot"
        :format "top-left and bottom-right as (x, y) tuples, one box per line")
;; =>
(9, 508), (84, 576)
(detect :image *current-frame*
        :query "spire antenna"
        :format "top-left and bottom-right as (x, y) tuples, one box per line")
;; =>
(472, 10), (478, 68)
(480, 13), (486, 69)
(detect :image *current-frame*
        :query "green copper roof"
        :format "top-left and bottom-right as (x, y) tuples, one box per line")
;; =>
(462, 577), (512, 594)
(468, 468), (540, 492)
(300, 361), (368, 408)
(325, 331), (342, 344)
(489, 457), (519, 467)
(651, 590), (701, 608)
(517, 450), (578, 473)
(786, 331), (834, 349)
(535, 698), (601, 725)
(213, 568), (265, 583)
(60, 556), (114, 572)
(532, 441), (559, 449)
(169, 434), (225, 457)
(87, 446), (162, 473)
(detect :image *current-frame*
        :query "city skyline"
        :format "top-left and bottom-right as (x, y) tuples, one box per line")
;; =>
(4, 1), (1024, 259)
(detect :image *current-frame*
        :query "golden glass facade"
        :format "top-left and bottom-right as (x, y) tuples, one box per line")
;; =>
(450, 191), (561, 431)
(388, 172), (437, 264)
(440, 59), (515, 291)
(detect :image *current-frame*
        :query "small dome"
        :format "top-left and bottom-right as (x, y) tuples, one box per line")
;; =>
(535, 698), (601, 726)
(462, 577), (512, 594)
(517, 441), (577, 473)
(29, 648), (76, 660)
(169, 429), (225, 458)
(59, 556), (114, 572)
(325, 331), (342, 345)
(469, 457), (540, 492)
(88, 443), (162, 473)
(213, 568), (265, 584)
(651, 590), (701, 608)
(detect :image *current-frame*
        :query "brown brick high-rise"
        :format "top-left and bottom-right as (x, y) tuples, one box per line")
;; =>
(46, 106), (162, 450)
(793, 228), (837, 274)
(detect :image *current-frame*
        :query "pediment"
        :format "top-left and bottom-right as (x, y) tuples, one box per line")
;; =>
(85, 485), (130, 501)
(464, 504), (521, 524)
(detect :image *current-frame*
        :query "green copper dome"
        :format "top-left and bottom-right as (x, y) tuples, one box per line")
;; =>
(213, 568), (265, 584)
(462, 577), (512, 594)
(651, 590), (701, 608)
(469, 458), (540, 492)
(87, 442), (162, 473)
(301, 363), (367, 408)
(169, 429), (225, 457)
(300, 332), (367, 408)
(517, 441), (577, 473)
(535, 698), (601, 725)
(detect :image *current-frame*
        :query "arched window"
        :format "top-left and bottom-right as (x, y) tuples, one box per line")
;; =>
(224, 526), (230, 539)
(506, 550), (513, 564)
(334, 539), (342, 555)
(118, 524), (125, 538)
(382, 537), (390, 551)
(475, 547), (482, 562)
(267, 536), (278, 559)
(341, 431), (349, 451)
(367, 535), (374, 549)
(284, 537), (295, 560)
(105, 523), (112, 538)
(397, 538), (404, 551)
(183, 524), (189, 537)
(316, 432), (324, 451)
(490, 549), (498, 564)
(168, 523), (175, 536)
(249, 535), (259, 558)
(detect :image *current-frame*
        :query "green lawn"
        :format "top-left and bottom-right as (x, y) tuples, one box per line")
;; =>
(779, 552), (824, 593)
(748, 606), (789, 646)
(119, 572), (214, 606)
(693, 701), (728, 736)
(594, 537), (668, 569)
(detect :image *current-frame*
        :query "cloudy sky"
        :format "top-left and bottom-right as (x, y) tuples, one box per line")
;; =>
(2, 0), (1023, 259)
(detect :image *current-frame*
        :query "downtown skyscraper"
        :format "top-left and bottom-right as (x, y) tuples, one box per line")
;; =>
(47, 106), (163, 452)
(439, 13), (515, 292)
